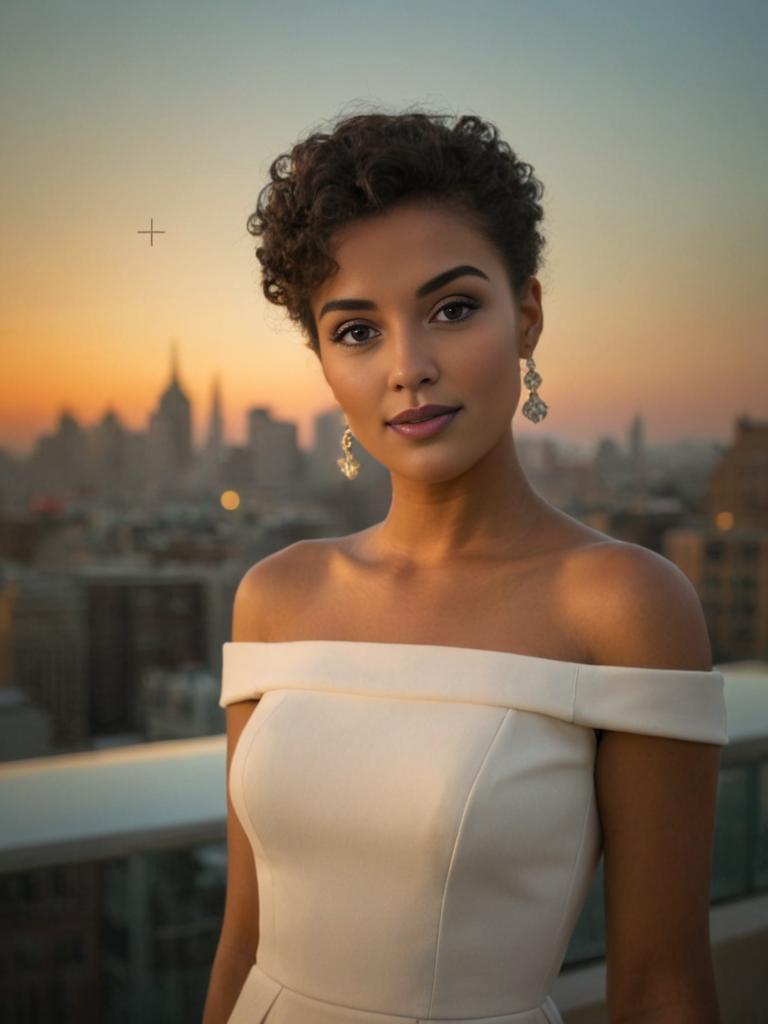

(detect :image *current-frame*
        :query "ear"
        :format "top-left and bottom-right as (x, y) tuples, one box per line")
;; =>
(518, 276), (544, 344)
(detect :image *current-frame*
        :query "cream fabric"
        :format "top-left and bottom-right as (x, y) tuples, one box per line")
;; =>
(219, 640), (728, 1024)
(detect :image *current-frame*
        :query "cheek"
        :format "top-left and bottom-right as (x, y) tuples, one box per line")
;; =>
(323, 363), (381, 418)
(457, 330), (520, 405)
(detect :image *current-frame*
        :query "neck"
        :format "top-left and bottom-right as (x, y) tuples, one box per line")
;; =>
(370, 428), (551, 569)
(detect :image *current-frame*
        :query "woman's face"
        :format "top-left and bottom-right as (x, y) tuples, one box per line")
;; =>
(311, 200), (543, 482)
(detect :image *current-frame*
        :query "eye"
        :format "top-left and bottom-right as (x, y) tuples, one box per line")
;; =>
(329, 297), (481, 347)
(330, 322), (378, 346)
(433, 297), (480, 324)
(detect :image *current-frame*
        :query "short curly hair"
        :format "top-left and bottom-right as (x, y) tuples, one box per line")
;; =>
(246, 105), (547, 356)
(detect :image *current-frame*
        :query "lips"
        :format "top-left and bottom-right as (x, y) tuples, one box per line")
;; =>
(417, 409), (456, 422)
(387, 405), (461, 425)
(387, 408), (461, 439)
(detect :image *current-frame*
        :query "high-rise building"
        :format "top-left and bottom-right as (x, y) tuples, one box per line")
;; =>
(89, 407), (128, 494)
(200, 374), (226, 488)
(247, 407), (303, 489)
(147, 342), (193, 485)
(664, 527), (768, 661)
(709, 416), (768, 530)
(627, 412), (648, 503)
(29, 409), (91, 498)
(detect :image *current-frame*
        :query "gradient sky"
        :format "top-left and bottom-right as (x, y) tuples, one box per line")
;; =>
(1, 0), (765, 455)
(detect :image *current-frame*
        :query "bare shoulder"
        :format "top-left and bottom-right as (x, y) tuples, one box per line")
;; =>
(568, 539), (714, 671)
(231, 538), (333, 643)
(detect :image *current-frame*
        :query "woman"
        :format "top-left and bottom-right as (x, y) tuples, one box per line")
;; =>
(203, 109), (728, 1024)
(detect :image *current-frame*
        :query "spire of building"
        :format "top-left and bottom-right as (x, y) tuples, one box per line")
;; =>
(170, 339), (180, 386)
(147, 339), (192, 477)
(207, 372), (224, 449)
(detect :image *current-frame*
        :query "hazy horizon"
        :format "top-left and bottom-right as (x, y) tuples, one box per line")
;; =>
(0, 336), (744, 462)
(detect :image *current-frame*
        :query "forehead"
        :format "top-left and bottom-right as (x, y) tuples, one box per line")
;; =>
(331, 201), (488, 261)
(314, 202), (498, 302)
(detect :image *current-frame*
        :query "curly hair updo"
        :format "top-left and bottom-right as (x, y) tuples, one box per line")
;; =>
(246, 106), (547, 357)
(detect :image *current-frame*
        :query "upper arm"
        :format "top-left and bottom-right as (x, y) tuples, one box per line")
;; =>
(584, 544), (722, 1013)
(218, 542), (310, 956)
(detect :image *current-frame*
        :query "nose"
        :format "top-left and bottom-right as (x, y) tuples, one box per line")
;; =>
(387, 330), (439, 391)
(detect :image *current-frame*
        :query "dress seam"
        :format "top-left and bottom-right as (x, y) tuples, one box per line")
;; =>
(255, 962), (416, 1017)
(426, 708), (512, 1019)
(570, 663), (580, 723)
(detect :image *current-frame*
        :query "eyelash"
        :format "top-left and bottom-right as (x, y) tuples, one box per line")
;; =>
(329, 297), (481, 347)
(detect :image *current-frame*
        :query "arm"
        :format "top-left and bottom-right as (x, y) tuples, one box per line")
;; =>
(202, 563), (274, 1024)
(201, 698), (261, 1024)
(582, 544), (723, 1023)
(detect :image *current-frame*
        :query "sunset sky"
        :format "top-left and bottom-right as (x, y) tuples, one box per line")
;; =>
(1, 0), (765, 455)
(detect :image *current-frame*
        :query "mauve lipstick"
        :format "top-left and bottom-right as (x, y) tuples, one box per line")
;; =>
(387, 408), (461, 439)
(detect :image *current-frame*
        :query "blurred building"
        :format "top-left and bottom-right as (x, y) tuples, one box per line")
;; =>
(583, 496), (691, 552)
(0, 563), (235, 757)
(709, 416), (768, 530)
(0, 689), (53, 760)
(0, 858), (102, 1022)
(141, 665), (224, 741)
(88, 408), (130, 496)
(664, 528), (768, 662)
(5, 568), (88, 751)
(27, 409), (92, 500)
(146, 343), (193, 489)
(246, 407), (303, 490)
(662, 416), (768, 662)
(626, 412), (649, 502)
(197, 375), (227, 491)
(86, 569), (208, 738)
(517, 433), (603, 511)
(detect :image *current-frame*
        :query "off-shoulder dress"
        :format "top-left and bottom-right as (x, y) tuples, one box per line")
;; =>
(218, 639), (728, 1024)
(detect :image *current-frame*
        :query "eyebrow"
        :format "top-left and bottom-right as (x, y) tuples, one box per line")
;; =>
(317, 264), (490, 320)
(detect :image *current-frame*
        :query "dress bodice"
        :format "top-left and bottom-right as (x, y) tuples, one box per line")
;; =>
(218, 640), (728, 1024)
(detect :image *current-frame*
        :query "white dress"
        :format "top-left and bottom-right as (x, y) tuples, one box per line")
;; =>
(218, 640), (728, 1024)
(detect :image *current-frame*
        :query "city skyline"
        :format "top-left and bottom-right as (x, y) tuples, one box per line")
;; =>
(2, 337), (734, 465)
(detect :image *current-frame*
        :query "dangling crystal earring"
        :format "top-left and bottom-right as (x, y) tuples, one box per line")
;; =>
(336, 424), (361, 479)
(522, 355), (548, 423)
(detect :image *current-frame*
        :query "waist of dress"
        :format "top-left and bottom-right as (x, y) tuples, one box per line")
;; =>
(229, 961), (565, 1024)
